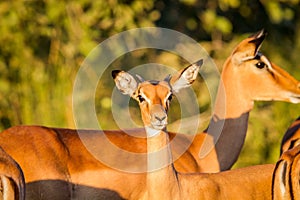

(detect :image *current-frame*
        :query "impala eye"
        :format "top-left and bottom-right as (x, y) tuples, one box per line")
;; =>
(138, 95), (145, 103)
(255, 62), (266, 69)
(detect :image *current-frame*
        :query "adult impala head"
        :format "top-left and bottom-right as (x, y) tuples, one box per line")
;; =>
(112, 59), (202, 132)
(222, 29), (300, 109)
(205, 30), (300, 172)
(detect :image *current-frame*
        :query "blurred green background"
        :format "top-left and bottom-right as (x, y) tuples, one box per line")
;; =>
(0, 0), (300, 168)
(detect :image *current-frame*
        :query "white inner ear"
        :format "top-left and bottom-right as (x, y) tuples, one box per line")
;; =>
(172, 63), (200, 93)
(115, 72), (138, 96)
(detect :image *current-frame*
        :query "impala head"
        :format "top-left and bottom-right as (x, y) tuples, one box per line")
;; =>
(224, 29), (300, 104)
(112, 60), (203, 132)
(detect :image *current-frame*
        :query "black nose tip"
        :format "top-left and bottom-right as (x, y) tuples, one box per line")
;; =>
(155, 116), (166, 122)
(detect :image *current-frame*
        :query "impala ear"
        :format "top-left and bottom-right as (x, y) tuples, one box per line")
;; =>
(135, 74), (145, 83)
(164, 74), (172, 83)
(232, 29), (267, 64)
(171, 59), (203, 93)
(248, 29), (267, 52)
(112, 70), (138, 96)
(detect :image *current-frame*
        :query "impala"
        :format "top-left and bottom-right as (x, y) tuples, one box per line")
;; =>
(114, 67), (300, 200)
(173, 29), (300, 172)
(0, 147), (25, 200)
(272, 143), (300, 200)
(0, 60), (201, 199)
(275, 116), (300, 199)
(280, 116), (300, 153)
(207, 29), (300, 170)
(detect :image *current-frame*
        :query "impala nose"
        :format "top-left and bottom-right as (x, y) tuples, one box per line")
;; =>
(155, 115), (166, 122)
(150, 105), (168, 130)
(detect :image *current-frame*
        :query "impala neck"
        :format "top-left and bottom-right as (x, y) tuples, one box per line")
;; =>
(146, 128), (180, 199)
(205, 60), (253, 170)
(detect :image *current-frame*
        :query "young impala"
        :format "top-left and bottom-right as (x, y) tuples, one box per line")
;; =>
(0, 60), (202, 199)
(114, 66), (300, 200)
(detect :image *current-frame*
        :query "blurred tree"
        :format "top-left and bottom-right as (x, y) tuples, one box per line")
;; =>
(0, 0), (156, 129)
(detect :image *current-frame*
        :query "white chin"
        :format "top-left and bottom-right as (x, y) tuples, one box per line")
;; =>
(152, 125), (165, 130)
(290, 98), (300, 104)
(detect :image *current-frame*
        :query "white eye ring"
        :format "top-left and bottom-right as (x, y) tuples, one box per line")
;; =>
(260, 54), (273, 70)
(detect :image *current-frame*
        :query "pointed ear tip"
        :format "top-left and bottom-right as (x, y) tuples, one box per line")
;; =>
(247, 29), (267, 47)
(189, 59), (203, 69)
(261, 28), (267, 34)
(164, 74), (172, 82)
(251, 29), (267, 39)
(258, 29), (268, 37)
(195, 59), (204, 67)
(111, 70), (122, 79)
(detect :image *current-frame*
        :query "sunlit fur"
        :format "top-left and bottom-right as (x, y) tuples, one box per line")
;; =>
(281, 117), (300, 154)
(0, 147), (25, 200)
(272, 144), (300, 200)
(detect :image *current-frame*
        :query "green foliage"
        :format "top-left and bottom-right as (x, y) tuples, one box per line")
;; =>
(1, 0), (300, 168)
(0, 0), (155, 129)
(201, 10), (232, 34)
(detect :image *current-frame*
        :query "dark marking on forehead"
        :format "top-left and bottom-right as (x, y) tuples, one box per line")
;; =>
(148, 80), (160, 85)
(254, 52), (262, 60)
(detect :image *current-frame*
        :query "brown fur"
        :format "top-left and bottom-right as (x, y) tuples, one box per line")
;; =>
(0, 146), (25, 200)
(1, 30), (300, 199)
(281, 117), (300, 153)
(272, 144), (300, 200)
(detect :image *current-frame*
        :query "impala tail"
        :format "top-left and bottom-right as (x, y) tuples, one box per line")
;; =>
(272, 144), (300, 200)
(0, 147), (25, 200)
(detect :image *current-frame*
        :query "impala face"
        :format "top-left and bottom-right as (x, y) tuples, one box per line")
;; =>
(112, 59), (203, 132)
(133, 80), (172, 130)
(112, 71), (176, 131)
(227, 29), (300, 104)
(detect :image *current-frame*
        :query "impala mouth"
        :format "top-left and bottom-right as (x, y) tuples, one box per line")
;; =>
(151, 123), (167, 130)
(145, 125), (166, 137)
(150, 115), (168, 130)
